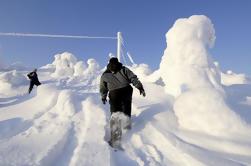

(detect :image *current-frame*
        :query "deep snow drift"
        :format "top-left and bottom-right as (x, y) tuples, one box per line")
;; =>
(1, 15), (251, 166)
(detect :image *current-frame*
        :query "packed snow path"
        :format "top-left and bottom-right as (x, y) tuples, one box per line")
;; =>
(0, 70), (251, 166)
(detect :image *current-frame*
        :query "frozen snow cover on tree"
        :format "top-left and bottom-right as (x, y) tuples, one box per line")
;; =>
(159, 15), (251, 137)
(80, 58), (100, 79)
(74, 61), (87, 76)
(51, 52), (78, 78)
(50, 52), (100, 79)
(43, 52), (101, 92)
(68, 58), (101, 92)
(160, 15), (221, 96)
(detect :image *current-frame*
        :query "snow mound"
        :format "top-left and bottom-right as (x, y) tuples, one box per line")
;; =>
(221, 70), (250, 86)
(0, 70), (28, 96)
(159, 15), (251, 136)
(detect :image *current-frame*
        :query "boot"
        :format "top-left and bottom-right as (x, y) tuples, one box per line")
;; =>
(109, 113), (122, 148)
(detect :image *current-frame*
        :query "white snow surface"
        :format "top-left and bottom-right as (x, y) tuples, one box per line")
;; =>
(1, 15), (251, 165)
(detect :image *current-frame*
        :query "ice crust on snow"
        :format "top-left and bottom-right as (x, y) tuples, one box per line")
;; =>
(159, 15), (251, 136)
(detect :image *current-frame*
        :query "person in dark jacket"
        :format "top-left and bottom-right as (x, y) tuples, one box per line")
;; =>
(27, 69), (41, 94)
(100, 57), (145, 121)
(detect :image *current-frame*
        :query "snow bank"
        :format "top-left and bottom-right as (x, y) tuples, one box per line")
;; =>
(0, 70), (28, 96)
(221, 70), (250, 86)
(159, 15), (250, 137)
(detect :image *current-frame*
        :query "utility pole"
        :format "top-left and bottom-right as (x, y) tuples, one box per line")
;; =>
(117, 32), (122, 62)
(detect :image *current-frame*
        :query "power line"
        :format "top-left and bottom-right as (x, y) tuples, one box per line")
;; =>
(0, 32), (117, 40)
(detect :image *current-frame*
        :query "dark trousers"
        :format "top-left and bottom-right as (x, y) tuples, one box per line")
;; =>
(29, 81), (41, 93)
(29, 82), (35, 94)
(109, 86), (133, 117)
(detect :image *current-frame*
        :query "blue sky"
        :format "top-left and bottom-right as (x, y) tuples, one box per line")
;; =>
(0, 0), (250, 74)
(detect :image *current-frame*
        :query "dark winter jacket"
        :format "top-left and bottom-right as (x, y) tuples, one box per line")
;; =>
(27, 71), (41, 86)
(100, 61), (143, 99)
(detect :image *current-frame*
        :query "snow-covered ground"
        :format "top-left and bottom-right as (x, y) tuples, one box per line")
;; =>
(0, 15), (251, 166)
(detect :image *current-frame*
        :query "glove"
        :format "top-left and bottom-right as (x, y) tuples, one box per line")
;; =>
(138, 86), (146, 97)
(102, 97), (107, 104)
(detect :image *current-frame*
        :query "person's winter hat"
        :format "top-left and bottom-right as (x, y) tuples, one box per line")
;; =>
(109, 57), (119, 64)
(108, 57), (122, 72)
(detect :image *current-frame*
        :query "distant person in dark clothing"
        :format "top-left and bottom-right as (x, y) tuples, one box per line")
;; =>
(27, 69), (41, 94)
(100, 57), (145, 120)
